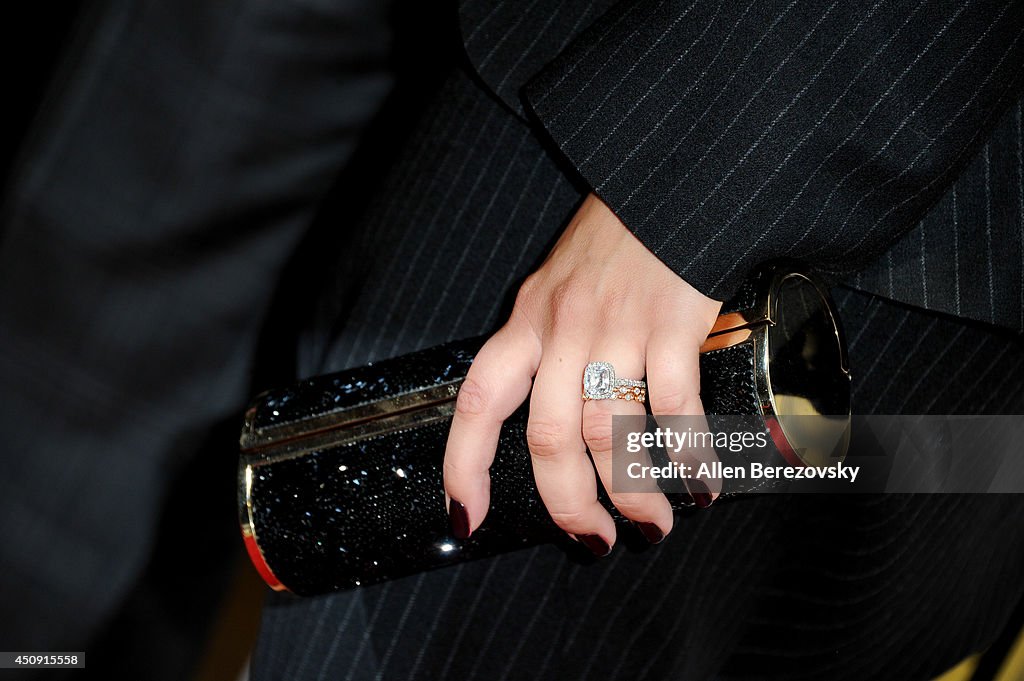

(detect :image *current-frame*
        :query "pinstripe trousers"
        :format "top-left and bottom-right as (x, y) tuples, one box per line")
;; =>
(251, 66), (1024, 681)
(0, 0), (395, 672)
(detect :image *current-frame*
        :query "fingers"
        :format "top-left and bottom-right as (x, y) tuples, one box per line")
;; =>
(528, 340), (616, 554)
(583, 342), (673, 544)
(646, 329), (721, 507)
(446, 314), (716, 550)
(444, 316), (541, 537)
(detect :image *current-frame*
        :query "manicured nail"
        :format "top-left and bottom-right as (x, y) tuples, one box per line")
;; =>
(449, 498), (470, 539)
(686, 479), (714, 509)
(633, 521), (665, 544)
(577, 534), (612, 557)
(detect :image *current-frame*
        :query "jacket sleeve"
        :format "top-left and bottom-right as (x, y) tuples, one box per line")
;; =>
(522, 0), (1024, 301)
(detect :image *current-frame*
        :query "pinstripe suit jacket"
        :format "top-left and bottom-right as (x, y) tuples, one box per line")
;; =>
(459, 0), (1024, 331)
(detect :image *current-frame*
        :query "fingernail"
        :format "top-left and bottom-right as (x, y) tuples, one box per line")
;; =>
(686, 479), (714, 509)
(449, 498), (470, 539)
(576, 534), (612, 557)
(633, 521), (665, 545)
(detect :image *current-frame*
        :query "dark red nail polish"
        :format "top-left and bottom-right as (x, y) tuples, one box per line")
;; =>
(449, 498), (470, 539)
(577, 534), (612, 557)
(633, 521), (665, 544)
(687, 479), (714, 509)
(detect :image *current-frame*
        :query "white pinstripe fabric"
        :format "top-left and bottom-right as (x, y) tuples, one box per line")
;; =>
(669, 0), (884, 270)
(856, 308), (912, 393)
(592, 0), (761, 192)
(475, 0), (548, 71)
(557, 0), (702, 148)
(518, 0), (1023, 329)
(341, 581), (393, 680)
(543, 0), (670, 127)
(574, 536), (668, 681)
(380, 112), (513, 357)
(626, 507), (764, 681)
(920, 217), (929, 308)
(782, 1), (971, 256)
(309, 592), (364, 681)
(1018, 101), (1023, 326)
(799, 1), (986, 253)
(494, 562), (562, 681)
(252, 4), (1024, 677)
(463, 547), (540, 679)
(580, 0), (724, 166)
(854, 84), (1024, 329)
(887, 250), (895, 298)
(892, 325), (965, 414)
(986, 143), (995, 322)
(288, 598), (335, 679)
(462, 0), (507, 46)
(703, 0), (933, 286)
(333, 93), (485, 371)
(608, 0), (801, 212)
(405, 564), (465, 681)
(977, 353), (1024, 412)
(416, 130), (532, 338)
(449, 153), (547, 331)
(492, 1), (565, 93)
(349, 111), (498, 362)
(460, 0), (621, 118)
(372, 573), (426, 680)
(819, 21), (1023, 256)
(436, 559), (502, 678)
(549, 547), (627, 661)
(525, 3), (635, 109)
(953, 186), (962, 315)
(870, 317), (938, 414)
(949, 340), (1014, 413)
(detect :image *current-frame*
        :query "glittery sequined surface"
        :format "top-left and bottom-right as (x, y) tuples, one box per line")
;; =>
(248, 409), (562, 595)
(240, 338), (782, 595)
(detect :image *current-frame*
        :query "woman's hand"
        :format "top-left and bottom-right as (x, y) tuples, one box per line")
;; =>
(443, 194), (722, 554)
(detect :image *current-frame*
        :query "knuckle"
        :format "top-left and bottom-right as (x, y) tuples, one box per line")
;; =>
(548, 280), (585, 330)
(442, 459), (488, 498)
(651, 285), (689, 313)
(598, 280), (633, 317)
(608, 492), (653, 519)
(582, 415), (615, 453)
(515, 274), (541, 310)
(650, 386), (700, 415)
(547, 507), (590, 530)
(550, 277), (583, 306)
(442, 457), (472, 480)
(526, 418), (569, 457)
(455, 376), (491, 417)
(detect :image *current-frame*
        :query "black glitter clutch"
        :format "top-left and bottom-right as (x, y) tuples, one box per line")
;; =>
(239, 265), (850, 596)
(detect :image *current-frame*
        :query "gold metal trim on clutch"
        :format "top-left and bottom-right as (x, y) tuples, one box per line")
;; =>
(246, 398), (460, 466)
(755, 269), (851, 466)
(239, 381), (464, 593)
(241, 381), (462, 453)
(240, 465), (287, 591)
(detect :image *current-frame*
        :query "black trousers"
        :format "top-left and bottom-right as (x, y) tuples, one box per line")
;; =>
(252, 67), (1024, 681)
(0, 0), (394, 675)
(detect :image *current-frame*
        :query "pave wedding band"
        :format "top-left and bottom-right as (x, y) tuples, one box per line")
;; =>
(582, 361), (647, 402)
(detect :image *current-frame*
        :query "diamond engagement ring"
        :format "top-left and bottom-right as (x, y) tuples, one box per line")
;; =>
(582, 362), (647, 402)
